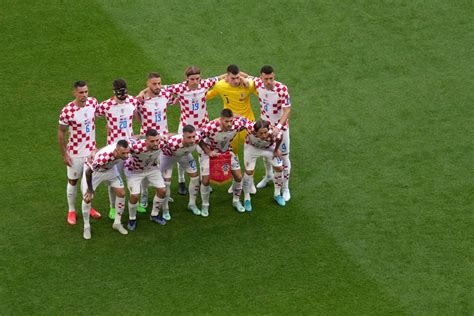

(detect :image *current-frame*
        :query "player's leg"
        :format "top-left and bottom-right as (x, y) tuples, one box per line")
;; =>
(272, 156), (285, 206)
(80, 169), (102, 240)
(182, 154), (201, 215)
(256, 157), (274, 189)
(106, 165), (127, 235)
(138, 178), (149, 213)
(242, 144), (258, 212)
(280, 129), (291, 201)
(230, 152), (245, 213)
(199, 149), (211, 217)
(107, 160), (123, 220)
(176, 123), (188, 195)
(148, 168), (170, 221)
(65, 157), (83, 225)
(125, 169), (143, 231)
(150, 185), (167, 225)
(228, 130), (253, 194)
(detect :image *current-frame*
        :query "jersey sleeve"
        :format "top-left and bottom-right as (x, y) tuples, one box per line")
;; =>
(58, 107), (70, 126)
(280, 85), (291, 108)
(92, 152), (108, 171)
(202, 77), (218, 89)
(236, 117), (254, 132)
(248, 78), (256, 95)
(206, 84), (220, 100)
(96, 100), (107, 117)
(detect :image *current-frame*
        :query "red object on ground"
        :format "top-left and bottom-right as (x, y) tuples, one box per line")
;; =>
(210, 152), (232, 185)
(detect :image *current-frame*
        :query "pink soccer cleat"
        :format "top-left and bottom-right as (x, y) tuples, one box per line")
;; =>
(67, 212), (76, 225)
(90, 208), (102, 219)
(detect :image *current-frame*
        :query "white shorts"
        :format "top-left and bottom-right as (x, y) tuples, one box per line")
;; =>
(125, 167), (165, 195)
(198, 147), (240, 176)
(279, 128), (290, 155)
(244, 144), (283, 171)
(67, 156), (87, 180)
(160, 152), (198, 179)
(81, 165), (124, 197)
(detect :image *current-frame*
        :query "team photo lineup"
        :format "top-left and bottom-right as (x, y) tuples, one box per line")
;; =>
(58, 64), (292, 240)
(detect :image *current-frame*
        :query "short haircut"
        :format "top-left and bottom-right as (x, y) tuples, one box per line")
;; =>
(185, 66), (201, 77)
(73, 80), (87, 89)
(145, 128), (159, 137)
(148, 72), (160, 79)
(221, 108), (233, 118)
(254, 119), (270, 132)
(113, 79), (127, 90)
(182, 125), (195, 133)
(260, 65), (274, 75)
(117, 139), (129, 148)
(227, 64), (239, 75)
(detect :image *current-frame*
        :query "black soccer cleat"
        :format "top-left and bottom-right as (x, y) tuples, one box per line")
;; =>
(178, 182), (188, 195)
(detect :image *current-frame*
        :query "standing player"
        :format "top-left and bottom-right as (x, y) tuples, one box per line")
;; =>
(242, 120), (286, 212)
(97, 79), (139, 219)
(159, 125), (202, 218)
(252, 65), (292, 201)
(58, 81), (101, 225)
(124, 129), (167, 230)
(198, 109), (254, 216)
(136, 72), (177, 211)
(81, 140), (130, 240)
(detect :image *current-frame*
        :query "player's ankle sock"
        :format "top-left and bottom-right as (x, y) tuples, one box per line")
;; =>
(128, 201), (137, 220)
(163, 181), (171, 210)
(67, 183), (77, 211)
(232, 180), (243, 202)
(82, 200), (91, 227)
(177, 163), (185, 183)
(274, 170), (283, 195)
(151, 196), (164, 216)
(114, 197), (125, 224)
(243, 174), (253, 200)
(189, 176), (200, 205)
(200, 184), (210, 206)
(108, 185), (116, 209)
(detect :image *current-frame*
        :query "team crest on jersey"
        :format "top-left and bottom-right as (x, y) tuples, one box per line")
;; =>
(154, 102), (158, 108)
(193, 93), (197, 98)
(222, 163), (229, 175)
(121, 109), (125, 114)
(240, 93), (245, 101)
(84, 112), (88, 118)
(265, 94), (268, 98)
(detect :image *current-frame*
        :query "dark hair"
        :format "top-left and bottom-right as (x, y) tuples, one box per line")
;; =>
(227, 64), (239, 75)
(145, 128), (159, 137)
(254, 119), (270, 132)
(182, 125), (195, 133)
(260, 65), (274, 75)
(148, 72), (160, 79)
(117, 139), (129, 148)
(113, 79), (127, 90)
(221, 108), (233, 118)
(73, 80), (87, 89)
(185, 66), (201, 77)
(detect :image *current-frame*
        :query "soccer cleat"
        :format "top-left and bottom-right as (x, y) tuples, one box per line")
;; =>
(162, 210), (171, 221)
(168, 197), (174, 203)
(201, 206), (209, 217)
(112, 223), (128, 235)
(227, 185), (233, 194)
(256, 176), (273, 189)
(188, 204), (201, 216)
(274, 195), (286, 207)
(233, 201), (245, 213)
(90, 208), (101, 219)
(282, 189), (291, 202)
(67, 211), (76, 225)
(150, 215), (167, 225)
(108, 208), (116, 220)
(250, 184), (257, 195)
(83, 226), (91, 240)
(137, 205), (147, 214)
(244, 200), (252, 212)
(127, 219), (137, 231)
(178, 182), (187, 195)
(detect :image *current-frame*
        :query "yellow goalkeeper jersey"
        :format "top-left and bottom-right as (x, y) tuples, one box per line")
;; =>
(206, 79), (256, 121)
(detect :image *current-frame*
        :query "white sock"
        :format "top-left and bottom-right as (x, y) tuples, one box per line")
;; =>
(232, 180), (242, 202)
(140, 181), (148, 204)
(67, 183), (77, 212)
(274, 170), (283, 196)
(151, 196), (164, 216)
(243, 174), (253, 200)
(128, 202), (137, 220)
(82, 200), (91, 228)
(282, 155), (291, 190)
(163, 182), (171, 210)
(178, 162), (185, 183)
(189, 176), (200, 206)
(108, 185), (116, 209)
(114, 197), (125, 225)
(200, 183), (210, 207)
(264, 157), (274, 179)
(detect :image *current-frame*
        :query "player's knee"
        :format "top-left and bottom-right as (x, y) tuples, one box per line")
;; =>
(233, 173), (242, 182)
(115, 188), (126, 198)
(129, 194), (139, 204)
(201, 176), (209, 186)
(156, 187), (166, 198)
(68, 179), (78, 185)
(245, 170), (254, 176)
(189, 172), (199, 178)
(274, 166), (284, 172)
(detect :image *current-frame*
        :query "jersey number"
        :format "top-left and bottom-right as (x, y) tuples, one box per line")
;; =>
(155, 111), (162, 122)
(119, 118), (127, 130)
(85, 122), (91, 133)
(192, 100), (199, 111)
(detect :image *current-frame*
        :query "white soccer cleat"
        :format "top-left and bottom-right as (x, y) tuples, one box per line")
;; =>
(232, 201), (245, 213)
(83, 227), (91, 240)
(227, 185), (233, 194)
(201, 206), (209, 217)
(256, 176), (273, 189)
(282, 189), (291, 202)
(250, 183), (257, 195)
(162, 210), (171, 221)
(112, 223), (128, 235)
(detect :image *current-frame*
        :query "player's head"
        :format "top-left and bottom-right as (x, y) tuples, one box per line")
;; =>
(254, 119), (271, 139)
(182, 125), (196, 147)
(73, 80), (88, 103)
(115, 139), (130, 159)
(260, 65), (275, 90)
(226, 64), (241, 87)
(147, 72), (162, 95)
(220, 108), (234, 131)
(113, 79), (128, 101)
(185, 66), (201, 89)
(145, 128), (161, 150)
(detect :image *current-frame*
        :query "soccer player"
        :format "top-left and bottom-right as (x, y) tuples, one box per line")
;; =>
(198, 108), (254, 216)
(58, 81), (101, 225)
(242, 120), (286, 212)
(159, 125), (202, 217)
(136, 72), (177, 211)
(252, 65), (292, 201)
(97, 79), (139, 219)
(81, 140), (130, 240)
(124, 129), (167, 230)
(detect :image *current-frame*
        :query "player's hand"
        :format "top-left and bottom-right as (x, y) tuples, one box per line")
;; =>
(272, 126), (281, 137)
(63, 153), (72, 167)
(273, 149), (282, 159)
(209, 150), (218, 158)
(160, 134), (169, 142)
(84, 189), (94, 203)
(137, 88), (147, 102)
(241, 78), (250, 89)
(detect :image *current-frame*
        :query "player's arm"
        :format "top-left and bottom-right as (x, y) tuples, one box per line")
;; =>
(273, 137), (283, 158)
(206, 88), (219, 100)
(84, 165), (94, 203)
(273, 107), (291, 137)
(58, 124), (72, 167)
(198, 140), (217, 157)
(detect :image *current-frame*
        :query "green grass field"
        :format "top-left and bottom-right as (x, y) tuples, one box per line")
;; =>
(0, 0), (472, 314)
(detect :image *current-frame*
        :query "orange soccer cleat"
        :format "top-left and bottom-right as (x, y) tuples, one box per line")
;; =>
(90, 208), (102, 219)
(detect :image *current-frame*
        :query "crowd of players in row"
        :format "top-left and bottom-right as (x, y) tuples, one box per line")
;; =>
(58, 64), (292, 240)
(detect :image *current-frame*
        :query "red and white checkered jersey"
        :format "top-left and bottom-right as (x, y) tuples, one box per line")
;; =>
(97, 96), (138, 145)
(58, 97), (98, 158)
(200, 117), (254, 153)
(90, 144), (123, 172)
(166, 77), (218, 130)
(246, 127), (283, 150)
(254, 78), (291, 130)
(161, 133), (202, 158)
(137, 90), (177, 136)
(124, 139), (162, 172)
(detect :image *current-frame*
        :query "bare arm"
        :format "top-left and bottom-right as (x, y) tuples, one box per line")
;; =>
(199, 141), (217, 157)
(84, 166), (94, 203)
(273, 107), (291, 137)
(58, 125), (72, 167)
